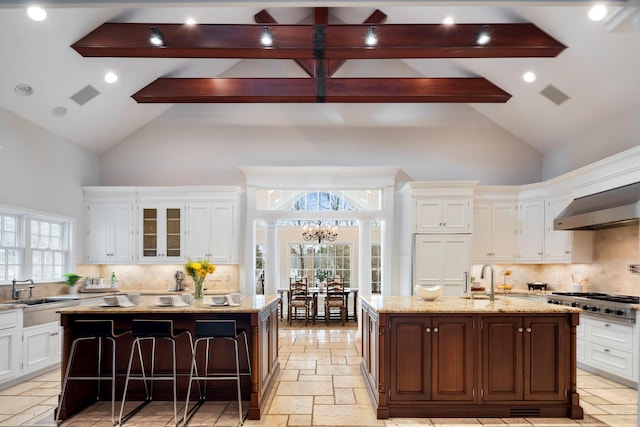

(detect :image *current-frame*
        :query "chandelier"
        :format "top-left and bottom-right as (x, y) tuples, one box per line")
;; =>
(302, 221), (338, 244)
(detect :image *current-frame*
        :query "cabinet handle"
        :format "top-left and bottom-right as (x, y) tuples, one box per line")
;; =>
(604, 348), (610, 353)
(526, 327), (532, 333)
(565, 251), (571, 254)
(50, 332), (59, 336)
(604, 324), (610, 327)
(518, 327), (524, 333)
(433, 327), (439, 333)
(538, 252), (543, 256)
(426, 328), (431, 333)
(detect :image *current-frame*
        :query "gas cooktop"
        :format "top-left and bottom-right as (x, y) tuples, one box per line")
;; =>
(551, 292), (640, 304)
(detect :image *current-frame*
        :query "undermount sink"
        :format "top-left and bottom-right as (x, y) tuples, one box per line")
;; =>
(22, 298), (80, 327)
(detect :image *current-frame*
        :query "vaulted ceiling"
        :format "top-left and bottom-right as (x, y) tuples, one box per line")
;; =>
(1, 1), (639, 156)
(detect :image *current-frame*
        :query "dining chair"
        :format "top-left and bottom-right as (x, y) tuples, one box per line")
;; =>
(288, 278), (313, 326)
(324, 281), (347, 325)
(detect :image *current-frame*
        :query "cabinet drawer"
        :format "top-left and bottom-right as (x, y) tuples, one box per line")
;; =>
(576, 338), (585, 363)
(585, 342), (635, 381)
(586, 319), (633, 351)
(0, 311), (19, 329)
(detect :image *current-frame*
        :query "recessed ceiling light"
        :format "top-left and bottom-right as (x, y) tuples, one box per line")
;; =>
(443, 16), (455, 25)
(27, 6), (47, 21)
(104, 72), (118, 84)
(52, 106), (67, 117)
(260, 26), (273, 46)
(149, 27), (164, 47)
(588, 4), (607, 21)
(186, 17), (197, 25)
(476, 25), (491, 45)
(522, 71), (537, 83)
(365, 26), (378, 46)
(14, 84), (34, 96)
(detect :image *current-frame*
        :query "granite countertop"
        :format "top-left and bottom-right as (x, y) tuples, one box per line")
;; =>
(361, 295), (580, 314)
(57, 294), (280, 314)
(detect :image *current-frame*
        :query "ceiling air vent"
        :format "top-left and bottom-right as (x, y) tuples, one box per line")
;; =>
(540, 84), (569, 106)
(70, 84), (100, 106)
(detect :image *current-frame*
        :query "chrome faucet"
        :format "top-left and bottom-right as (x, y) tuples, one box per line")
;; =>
(12, 279), (34, 300)
(480, 264), (495, 301)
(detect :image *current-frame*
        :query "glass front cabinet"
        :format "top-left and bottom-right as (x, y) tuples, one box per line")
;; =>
(138, 204), (186, 263)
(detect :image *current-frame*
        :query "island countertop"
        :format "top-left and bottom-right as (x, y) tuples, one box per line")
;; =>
(57, 294), (280, 314)
(360, 294), (580, 314)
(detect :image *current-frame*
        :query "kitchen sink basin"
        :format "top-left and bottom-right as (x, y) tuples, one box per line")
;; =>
(22, 299), (80, 327)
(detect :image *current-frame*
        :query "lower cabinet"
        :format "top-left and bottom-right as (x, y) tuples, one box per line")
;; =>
(22, 321), (62, 375)
(361, 307), (581, 419)
(0, 310), (22, 384)
(389, 315), (474, 402)
(481, 316), (567, 402)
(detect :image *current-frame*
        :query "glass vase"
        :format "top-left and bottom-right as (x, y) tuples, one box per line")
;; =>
(192, 276), (204, 304)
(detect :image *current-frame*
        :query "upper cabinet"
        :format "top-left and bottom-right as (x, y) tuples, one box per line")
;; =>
(82, 186), (241, 265)
(415, 199), (472, 233)
(517, 199), (546, 262)
(186, 201), (236, 263)
(138, 204), (186, 263)
(544, 194), (593, 264)
(84, 188), (136, 264)
(472, 200), (518, 263)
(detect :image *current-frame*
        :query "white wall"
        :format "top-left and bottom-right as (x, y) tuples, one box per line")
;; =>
(0, 107), (100, 263)
(542, 106), (640, 180)
(99, 109), (543, 187)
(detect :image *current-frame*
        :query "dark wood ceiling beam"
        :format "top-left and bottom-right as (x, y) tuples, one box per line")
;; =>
(131, 77), (511, 103)
(72, 23), (565, 59)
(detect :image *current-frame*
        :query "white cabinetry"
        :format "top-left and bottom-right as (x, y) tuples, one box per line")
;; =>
(0, 310), (22, 385)
(86, 203), (135, 264)
(517, 199), (545, 262)
(580, 315), (637, 387)
(414, 234), (471, 296)
(22, 321), (62, 375)
(138, 204), (186, 263)
(187, 202), (236, 263)
(544, 194), (593, 263)
(472, 200), (518, 263)
(414, 198), (471, 233)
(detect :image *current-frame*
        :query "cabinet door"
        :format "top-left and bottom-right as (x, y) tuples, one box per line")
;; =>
(491, 202), (518, 261)
(415, 235), (470, 295)
(441, 199), (471, 232)
(481, 316), (523, 401)
(415, 199), (444, 232)
(139, 205), (185, 262)
(518, 200), (545, 262)
(545, 195), (572, 262)
(0, 311), (20, 384)
(389, 317), (431, 401)
(186, 203), (212, 259)
(524, 317), (566, 401)
(86, 204), (134, 263)
(210, 202), (234, 262)
(431, 316), (475, 401)
(22, 322), (60, 374)
(472, 202), (492, 260)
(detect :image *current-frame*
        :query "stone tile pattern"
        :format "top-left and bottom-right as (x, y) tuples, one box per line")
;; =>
(0, 325), (636, 426)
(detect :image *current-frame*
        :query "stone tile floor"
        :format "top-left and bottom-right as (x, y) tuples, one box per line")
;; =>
(0, 324), (636, 426)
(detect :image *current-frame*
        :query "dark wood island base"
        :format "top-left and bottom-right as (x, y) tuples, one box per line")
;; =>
(56, 295), (280, 423)
(360, 295), (584, 420)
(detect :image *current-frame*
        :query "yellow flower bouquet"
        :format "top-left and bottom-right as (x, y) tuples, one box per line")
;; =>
(185, 258), (215, 301)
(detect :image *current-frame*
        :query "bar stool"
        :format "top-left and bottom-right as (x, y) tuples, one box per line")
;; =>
(183, 320), (251, 426)
(56, 319), (131, 426)
(118, 319), (193, 426)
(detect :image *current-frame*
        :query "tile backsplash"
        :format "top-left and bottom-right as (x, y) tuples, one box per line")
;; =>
(473, 223), (640, 296)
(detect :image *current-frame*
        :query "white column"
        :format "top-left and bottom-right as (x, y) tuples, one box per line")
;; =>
(358, 219), (372, 296)
(264, 220), (279, 295)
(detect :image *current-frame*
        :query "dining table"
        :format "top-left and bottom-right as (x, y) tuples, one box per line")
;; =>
(277, 286), (359, 323)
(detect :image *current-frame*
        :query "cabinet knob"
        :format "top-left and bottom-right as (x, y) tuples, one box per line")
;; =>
(442, 223), (446, 227)
(425, 328), (431, 333)
(604, 324), (610, 328)
(517, 327), (524, 333)
(433, 327), (439, 333)
(526, 327), (532, 333)
(604, 348), (610, 353)
(538, 252), (543, 256)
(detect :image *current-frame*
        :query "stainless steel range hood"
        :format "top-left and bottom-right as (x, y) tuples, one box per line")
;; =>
(554, 182), (640, 230)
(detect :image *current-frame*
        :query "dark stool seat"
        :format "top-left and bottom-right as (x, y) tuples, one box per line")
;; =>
(183, 320), (251, 426)
(56, 320), (131, 426)
(118, 319), (193, 426)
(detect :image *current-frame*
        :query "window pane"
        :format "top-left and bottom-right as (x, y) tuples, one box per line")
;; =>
(40, 236), (49, 249)
(54, 265), (63, 278)
(43, 265), (53, 278)
(51, 237), (60, 250)
(54, 252), (63, 264)
(51, 223), (61, 237)
(4, 232), (16, 246)
(8, 250), (20, 264)
(44, 251), (53, 265)
(31, 220), (39, 235)
(41, 222), (50, 235)
(32, 265), (42, 279)
(4, 216), (16, 232)
(31, 235), (39, 248)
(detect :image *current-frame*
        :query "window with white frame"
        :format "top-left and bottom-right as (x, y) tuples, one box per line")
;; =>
(289, 243), (351, 286)
(0, 212), (22, 280)
(0, 207), (71, 282)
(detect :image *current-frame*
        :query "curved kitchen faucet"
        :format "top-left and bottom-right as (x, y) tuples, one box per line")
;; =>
(12, 278), (34, 299)
(480, 264), (495, 301)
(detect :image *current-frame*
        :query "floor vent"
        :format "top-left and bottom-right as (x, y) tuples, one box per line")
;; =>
(510, 408), (541, 417)
(70, 84), (100, 106)
(540, 84), (569, 106)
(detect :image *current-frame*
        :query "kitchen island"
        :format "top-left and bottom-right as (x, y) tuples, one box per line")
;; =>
(360, 295), (583, 420)
(55, 295), (280, 422)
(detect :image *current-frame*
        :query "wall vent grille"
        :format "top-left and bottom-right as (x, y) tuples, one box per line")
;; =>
(510, 408), (541, 417)
(540, 84), (569, 106)
(70, 85), (100, 106)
